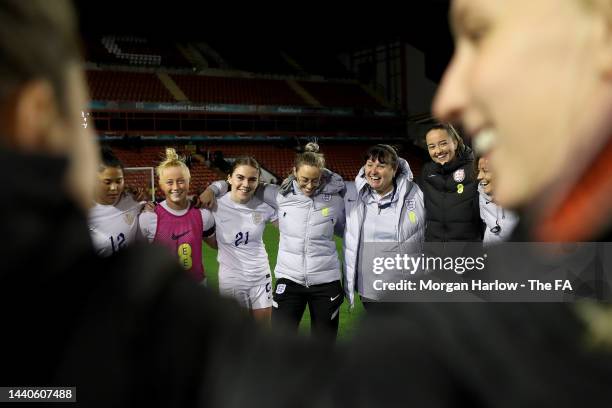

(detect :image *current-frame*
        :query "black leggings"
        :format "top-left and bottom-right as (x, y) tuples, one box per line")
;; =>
(272, 279), (343, 341)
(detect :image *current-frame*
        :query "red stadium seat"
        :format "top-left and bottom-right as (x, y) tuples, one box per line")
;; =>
(86, 70), (176, 102)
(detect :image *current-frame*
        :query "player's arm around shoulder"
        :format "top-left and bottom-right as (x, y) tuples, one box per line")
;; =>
(406, 183), (426, 243)
(343, 181), (358, 214)
(200, 207), (217, 249)
(199, 180), (229, 209)
(414, 183), (426, 220)
(254, 182), (280, 210)
(332, 193), (346, 237)
(138, 210), (157, 243)
(265, 201), (279, 229)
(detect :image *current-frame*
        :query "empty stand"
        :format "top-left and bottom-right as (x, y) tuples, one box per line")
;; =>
(298, 81), (382, 108)
(87, 69), (389, 110)
(87, 71), (176, 102)
(171, 74), (306, 106)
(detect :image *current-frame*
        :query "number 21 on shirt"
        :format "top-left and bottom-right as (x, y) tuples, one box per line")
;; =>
(234, 231), (249, 247)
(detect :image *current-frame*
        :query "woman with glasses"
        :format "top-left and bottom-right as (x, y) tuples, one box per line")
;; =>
(202, 143), (346, 341)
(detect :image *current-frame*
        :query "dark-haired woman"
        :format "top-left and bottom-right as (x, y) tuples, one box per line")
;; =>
(88, 146), (144, 257)
(343, 144), (425, 310)
(419, 124), (483, 242)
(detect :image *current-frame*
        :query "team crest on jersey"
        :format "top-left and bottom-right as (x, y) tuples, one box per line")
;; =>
(406, 198), (416, 211)
(453, 169), (465, 183)
(251, 212), (263, 225)
(276, 284), (286, 294)
(123, 212), (136, 226)
(322, 194), (332, 202)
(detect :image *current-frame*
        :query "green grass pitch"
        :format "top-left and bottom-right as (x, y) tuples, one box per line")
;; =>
(202, 224), (365, 340)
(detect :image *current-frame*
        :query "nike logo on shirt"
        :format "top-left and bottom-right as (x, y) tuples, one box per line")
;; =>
(171, 230), (190, 240)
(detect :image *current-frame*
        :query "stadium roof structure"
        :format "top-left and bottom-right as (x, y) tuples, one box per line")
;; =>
(75, 1), (453, 82)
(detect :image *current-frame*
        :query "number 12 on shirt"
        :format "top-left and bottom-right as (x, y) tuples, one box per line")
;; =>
(109, 233), (126, 254)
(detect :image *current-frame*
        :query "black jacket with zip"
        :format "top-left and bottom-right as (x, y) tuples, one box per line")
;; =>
(418, 146), (483, 242)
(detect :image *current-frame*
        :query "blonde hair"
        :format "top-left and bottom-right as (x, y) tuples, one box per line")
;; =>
(156, 148), (190, 180)
(295, 142), (325, 170)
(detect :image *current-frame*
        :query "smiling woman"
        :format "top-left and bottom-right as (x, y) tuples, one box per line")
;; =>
(211, 157), (278, 323)
(138, 148), (216, 282)
(475, 156), (518, 245)
(343, 144), (426, 310)
(200, 143), (347, 339)
(87, 146), (144, 257)
(418, 123), (482, 242)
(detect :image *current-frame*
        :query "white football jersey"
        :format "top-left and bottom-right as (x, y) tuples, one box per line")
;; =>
(88, 194), (144, 257)
(213, 193), (277, 286)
